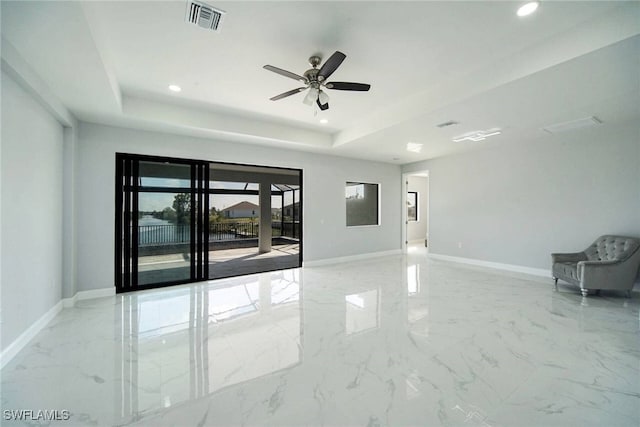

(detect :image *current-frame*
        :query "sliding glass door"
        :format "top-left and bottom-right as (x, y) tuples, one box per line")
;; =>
(116, 155), (209, 292)
(116, 154), (302, 293)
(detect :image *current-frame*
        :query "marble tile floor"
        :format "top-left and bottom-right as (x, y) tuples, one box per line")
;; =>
(1, 246), (639, 426)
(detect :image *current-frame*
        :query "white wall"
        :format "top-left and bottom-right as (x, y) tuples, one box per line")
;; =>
(403, 121), (640, 270)
(62, 126), (78, 298)
(407, 176), (428, 243)
(1, 70), (64, 350)
(76, 123), (402, 291)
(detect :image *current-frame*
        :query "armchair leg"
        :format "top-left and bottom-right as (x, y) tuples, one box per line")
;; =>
(553, 277), (558, 291)
(626, 290), (632, 298)
(581, 288), (590, 297)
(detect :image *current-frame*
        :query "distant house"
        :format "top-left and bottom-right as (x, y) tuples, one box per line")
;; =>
(283, 202), (300, 219)
(221, 201), (259, 219)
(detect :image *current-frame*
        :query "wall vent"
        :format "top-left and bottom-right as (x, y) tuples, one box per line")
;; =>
(543, 116), (602, 134)
(185, 1), (225, 32)
(436, 120), (459, 128)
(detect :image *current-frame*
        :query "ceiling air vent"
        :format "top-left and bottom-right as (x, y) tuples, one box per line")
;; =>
(185, 1), (225, 32)
(436, 120), (459, 128)
(543, 116), (602, 134)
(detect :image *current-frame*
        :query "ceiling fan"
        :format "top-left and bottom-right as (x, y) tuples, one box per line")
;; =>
(263, 51), (371, 111)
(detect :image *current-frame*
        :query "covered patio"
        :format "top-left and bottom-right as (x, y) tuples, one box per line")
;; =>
(138, 241), (300, 284)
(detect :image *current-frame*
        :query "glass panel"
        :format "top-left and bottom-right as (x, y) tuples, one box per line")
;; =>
(279, 185), (300, 239)
(408, 191), (418, 221)
(137, 192), (192, 285)
(139, 161), (191, 188)
(211, 181), (259, 191)
(346, 182), (379, 226)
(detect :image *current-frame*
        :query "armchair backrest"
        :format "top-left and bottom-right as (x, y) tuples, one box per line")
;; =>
(584, 235), (640, 262)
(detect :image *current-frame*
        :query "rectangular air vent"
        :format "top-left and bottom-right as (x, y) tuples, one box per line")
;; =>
(543, 116), (602, 134)
(436, 120), (459, 128)
(185, 1), (225, 32)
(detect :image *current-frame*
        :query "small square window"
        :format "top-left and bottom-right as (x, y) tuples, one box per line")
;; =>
(346, 182), (379, 227)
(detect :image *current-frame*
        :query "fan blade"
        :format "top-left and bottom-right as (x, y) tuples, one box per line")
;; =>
(317, 51), (346, 81)
(263, 65), (308, 83)
(316, 98), (329, 111)
(269, 87), (307, 101)
(325, 82), (371, 91)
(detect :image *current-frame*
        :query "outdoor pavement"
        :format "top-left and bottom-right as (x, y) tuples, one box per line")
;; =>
(137, 243), (300, 282)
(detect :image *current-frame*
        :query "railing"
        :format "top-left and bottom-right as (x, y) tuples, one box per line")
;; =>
(209, 221), (258, 240)
(273, 221), (300, 239)
(137, 221), (300, 246)
(138, 224), (190, 246)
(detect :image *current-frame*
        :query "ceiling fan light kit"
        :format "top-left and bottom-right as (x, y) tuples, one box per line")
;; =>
(303, 87), (319, 105)
(264, 51), (371, 111)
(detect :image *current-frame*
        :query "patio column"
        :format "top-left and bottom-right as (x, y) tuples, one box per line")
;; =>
(259, 182), (272, 253)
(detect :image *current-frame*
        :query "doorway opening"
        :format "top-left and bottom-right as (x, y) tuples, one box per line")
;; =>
(208, 163), (301, 280)
(116, 153), (302, 293)
(402, 171), (429, 254)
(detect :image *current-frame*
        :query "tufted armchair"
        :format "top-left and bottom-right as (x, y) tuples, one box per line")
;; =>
(552, 235), (640, 297)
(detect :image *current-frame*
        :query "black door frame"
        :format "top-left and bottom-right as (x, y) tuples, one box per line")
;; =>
(115, 153), (303, 293)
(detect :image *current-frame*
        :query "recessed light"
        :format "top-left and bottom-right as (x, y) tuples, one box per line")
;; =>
(406, 142), (423, 153)
(319, 118), (328, 124)
(168, 84), (182, 92)
(517, 1), (539, 17)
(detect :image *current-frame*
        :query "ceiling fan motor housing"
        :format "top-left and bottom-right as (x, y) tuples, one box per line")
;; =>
(304, 68), (319, 85)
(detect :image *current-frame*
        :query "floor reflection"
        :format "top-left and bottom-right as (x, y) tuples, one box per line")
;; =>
(116, 270), (302, 423)
(407, 262), (429, 337)
(345, 289), (380, 335)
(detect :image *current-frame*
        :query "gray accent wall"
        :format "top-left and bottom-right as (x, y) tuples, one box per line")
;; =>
(75, 123), (402, 291)
(1, 70), (64, 350)
(403, 121), (640, 270)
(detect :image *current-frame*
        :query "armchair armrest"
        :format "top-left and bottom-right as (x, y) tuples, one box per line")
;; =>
(578, 259), (620, 269)
(552, 252), (587, 263)
(577, 259), (624, 288)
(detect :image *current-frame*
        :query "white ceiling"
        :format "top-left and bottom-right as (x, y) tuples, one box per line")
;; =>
(2, 1), (639, 163)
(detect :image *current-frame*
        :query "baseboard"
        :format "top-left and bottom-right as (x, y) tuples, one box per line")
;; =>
(0, 300), (63, 370)
(2, 287), (115, 369)
(428, 253), (551, 278)
(77, 287), (115, 300)
(303, 249), (402, 267)
(62, 287), (115, 308)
